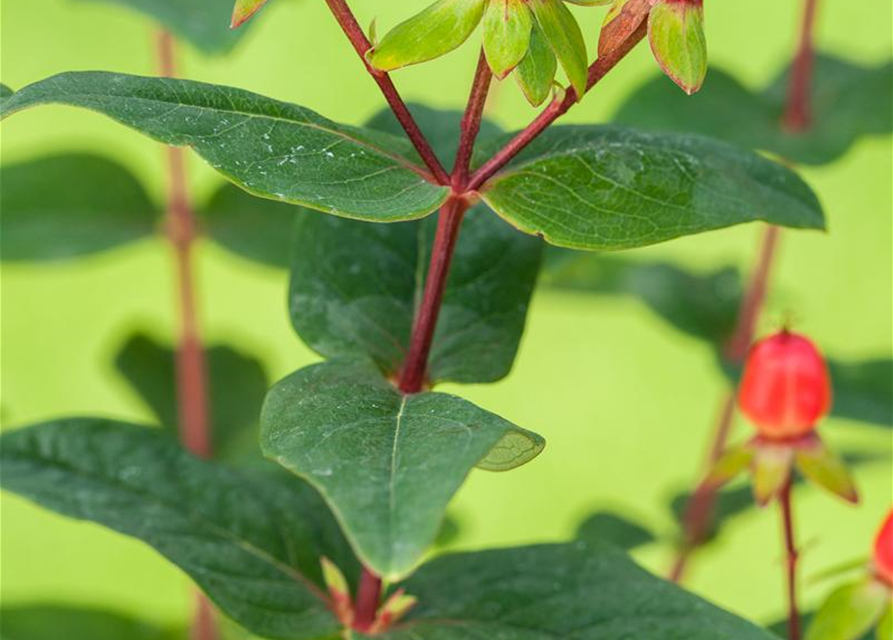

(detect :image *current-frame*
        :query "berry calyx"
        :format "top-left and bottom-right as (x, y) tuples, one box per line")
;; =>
(738, 330), (832, 440)
(873, 510), (893, 586)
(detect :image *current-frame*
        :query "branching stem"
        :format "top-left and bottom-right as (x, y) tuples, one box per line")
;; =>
(467, 22), (647, 192)
(323, 0), (451, 185)
(156, 30), (216, 640)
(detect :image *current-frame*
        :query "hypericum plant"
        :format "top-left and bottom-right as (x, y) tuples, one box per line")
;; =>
(7, 0), (879, 638)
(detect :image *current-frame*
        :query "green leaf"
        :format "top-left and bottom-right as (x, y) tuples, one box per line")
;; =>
(114, 333), (269, 463)
(647, 0), (708, 95)
(482, 0), (534, 79)
(289, 209), (542, 384)
(706, 444), (755, 488)
(0, 605), (184, 640)
(479, 125), (825, 250)
(575, 510), (656, 550)
(515, 21), (559, 106)
(260, 359), (545, 580)
(290, 104), (541, 385)
(231, 0), (270, 28)
(371, 542), (780, 639)
(1, 72), (449, 222)
(769, 612), (876, 640)
(0, 419), (360, 640)
(528, 0), (589, 98)
(805, 580), (890, 640)
(1, 83), (14, 104)
(200, 183), (304, 267)
(71, 0), (250, 56)
(879, 605), (893, 640)
(614, 55), (893, 165)
(1, 154), (159, 262)
(368, 0), (487, 72)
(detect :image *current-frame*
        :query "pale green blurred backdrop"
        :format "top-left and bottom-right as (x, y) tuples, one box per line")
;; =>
(1, 0), (891, 632)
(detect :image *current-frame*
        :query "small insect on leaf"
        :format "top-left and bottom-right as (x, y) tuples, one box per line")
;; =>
(231, 0), (270, 28)
(648, 0), (707, 95)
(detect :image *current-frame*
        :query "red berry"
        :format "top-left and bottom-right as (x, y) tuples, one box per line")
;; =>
(874, 510), (893, 586)
(737, 331), (832, 439)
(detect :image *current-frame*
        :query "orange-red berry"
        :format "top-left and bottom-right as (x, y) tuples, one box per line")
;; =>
(737, 331), (832, 439)
(874, 510), (893, 586)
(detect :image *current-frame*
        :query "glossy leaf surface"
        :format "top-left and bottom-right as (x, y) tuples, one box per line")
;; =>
(371, 543), (780, 639)
(261, 359), (545, 580)
(1, 73), (449, 221)
(1, 154), (159, 261)
(0, 419), (356, 640)
(614, 55), (893, 165)
(480, 125), (825, 250)
(72, 0), (249, 55)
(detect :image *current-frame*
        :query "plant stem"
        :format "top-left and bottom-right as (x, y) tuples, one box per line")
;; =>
(323, 0), (451, 185)
(157, 30), (217, 640)
(668, 225), (781, 583)
(779, 479), (802, 640)
(353, 567), (383, 631)
(453, 50), (493, 189)
(784, 0), (820, 132)
(398, 198), (469, 394)
(670, 0), (819, 581)
(467, 21), (647, 192)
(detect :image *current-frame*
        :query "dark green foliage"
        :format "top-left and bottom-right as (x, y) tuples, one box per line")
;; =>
(1, 154), (158, 261)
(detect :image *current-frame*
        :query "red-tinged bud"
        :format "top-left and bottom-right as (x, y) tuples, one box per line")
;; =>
(738, 330), (832, 440)
(873, 510), (893, 586)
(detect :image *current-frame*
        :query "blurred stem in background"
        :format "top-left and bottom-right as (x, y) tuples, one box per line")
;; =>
(156, 29), (217, 640)
(669, 0), (821, 600)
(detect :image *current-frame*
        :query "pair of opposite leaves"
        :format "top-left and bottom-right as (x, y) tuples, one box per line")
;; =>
(233, 0), (708, 105)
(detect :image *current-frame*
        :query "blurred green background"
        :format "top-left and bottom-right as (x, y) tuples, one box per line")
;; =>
(1, 0), (891, 632)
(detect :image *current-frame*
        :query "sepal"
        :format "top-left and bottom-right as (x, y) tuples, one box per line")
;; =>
(703, 443), (754, 489)
(751, 441), (794, 507)
(231, 0), (270, 28)
(647, 0), (707, 95)
(794, 434), (859, 503)
(369, 0), (487, 71)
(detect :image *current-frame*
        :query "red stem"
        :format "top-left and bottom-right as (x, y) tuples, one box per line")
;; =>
(669, 224), (781, 582)
(398, 198), (469, 394)
(670, 0), (820, 580)
(353, 567), (383, 631)
(323, 0), (451, 185)
(783, 0), (820, 132)
(452, 50), (493, 190)
(467, 22), (647, 192)
(779, 480), (802, 640)
(157, 30), (216, 640)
